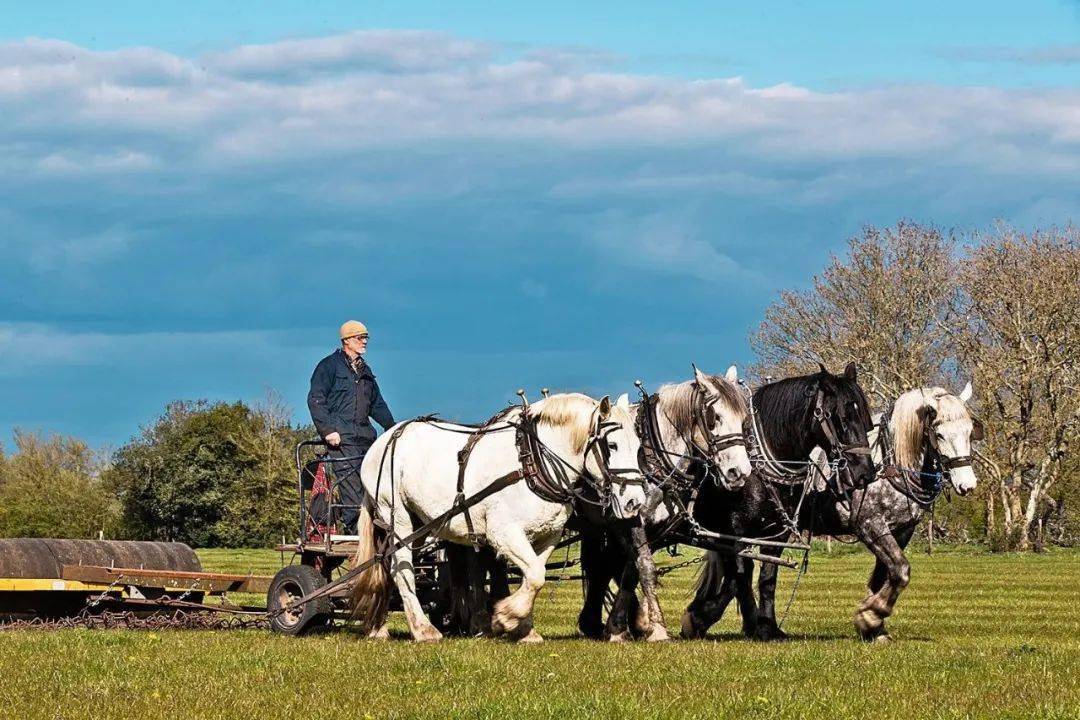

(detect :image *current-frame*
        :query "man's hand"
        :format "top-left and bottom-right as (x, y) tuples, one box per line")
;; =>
(325, 431), (341, 447)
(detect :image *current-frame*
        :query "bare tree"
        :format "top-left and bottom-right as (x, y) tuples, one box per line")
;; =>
(751, 221), (958, 403)
(952, 226), (1080, 550)
(750, 222), (1079, 550)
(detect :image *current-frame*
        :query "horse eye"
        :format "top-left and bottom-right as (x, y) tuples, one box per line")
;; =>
(608, 442), (619, 452)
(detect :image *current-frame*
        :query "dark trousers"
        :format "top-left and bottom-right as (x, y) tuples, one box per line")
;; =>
(329, 442), (371, 534)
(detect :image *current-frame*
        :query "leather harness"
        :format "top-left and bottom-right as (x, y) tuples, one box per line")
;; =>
(875, 402), (975, 508)
(446, 404), (643, 540)
(634, 384), (746, 489)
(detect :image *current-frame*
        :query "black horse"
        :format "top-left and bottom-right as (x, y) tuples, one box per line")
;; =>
(682, 363), (886, 640)
(582, 363), (876, 641)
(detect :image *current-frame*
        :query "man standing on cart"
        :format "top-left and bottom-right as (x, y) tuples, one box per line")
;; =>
(307, 320), (396, 534)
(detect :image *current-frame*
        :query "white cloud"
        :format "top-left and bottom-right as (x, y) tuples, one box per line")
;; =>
(205, 30), (491, 78)
(2, 31), (1078, 174)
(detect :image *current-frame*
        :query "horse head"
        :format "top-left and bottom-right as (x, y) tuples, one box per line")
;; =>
(918, 383), (981, 495)
(529, 392), (649, 519)
(692, 364), (753, 490)
(812, 362), (876, 487)
(587, 393), (650, 519)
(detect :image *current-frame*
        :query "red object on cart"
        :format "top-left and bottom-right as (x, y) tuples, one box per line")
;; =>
(304, 460), (330, 542)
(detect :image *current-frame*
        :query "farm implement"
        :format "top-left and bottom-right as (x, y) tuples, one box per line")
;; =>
(0, 538), (271, 627)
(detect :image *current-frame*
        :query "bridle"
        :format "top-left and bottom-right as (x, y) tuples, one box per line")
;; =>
(635, 381), (746, 492)
(811, 387), (873, 481)
(875, 399), (977, 507)
(689, 384), (747, 485)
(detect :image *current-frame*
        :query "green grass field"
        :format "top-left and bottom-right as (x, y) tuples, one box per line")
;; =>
(1, 545), (1077, 719)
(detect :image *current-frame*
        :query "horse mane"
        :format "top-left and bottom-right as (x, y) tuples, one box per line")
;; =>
(753, 369), (869, 458)
(657, 374), (747, 436)
(752, 374), (819, 452)
(890, 387), (971, 469)
(530, 393), (600, 454)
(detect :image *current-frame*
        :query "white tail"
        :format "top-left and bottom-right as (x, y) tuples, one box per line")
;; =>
(350, 499), (390, 634)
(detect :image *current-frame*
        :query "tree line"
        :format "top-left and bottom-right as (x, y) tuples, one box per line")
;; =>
(0, 394), (310, 548)
(1, 222), (1076, 549)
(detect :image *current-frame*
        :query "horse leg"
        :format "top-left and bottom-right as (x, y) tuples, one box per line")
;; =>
(606, 556), (639, 642)
(628, 522), (669, 641)
(462, 547), (494, 636)
(731, 554), (759, 637)
(853, 526), (912, 642)
(388, 522), (443, 643)
(489, 528), (555, 642)
(681, 551), (740, 638)
(578, 528), (617, 639)
(753, 548), (788, 641)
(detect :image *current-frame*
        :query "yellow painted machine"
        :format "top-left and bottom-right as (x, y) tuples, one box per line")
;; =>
(0, 538), (271, 621)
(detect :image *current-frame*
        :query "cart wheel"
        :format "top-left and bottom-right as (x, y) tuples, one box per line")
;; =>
(267, 565), (333, 635)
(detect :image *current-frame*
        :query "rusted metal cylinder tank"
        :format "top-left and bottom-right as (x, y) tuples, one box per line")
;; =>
(0, 538), (202, 579)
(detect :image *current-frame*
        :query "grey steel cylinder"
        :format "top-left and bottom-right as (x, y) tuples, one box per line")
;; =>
(0, 538), (202, 579)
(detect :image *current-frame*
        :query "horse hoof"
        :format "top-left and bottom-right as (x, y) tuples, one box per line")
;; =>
(646, 624), (671, 642)
(578, 616), (604, 640)
(872, 633), (894, 645)
(413, 626), (443, 643)
(518, 629), (544, 644)
(608, 631), (634, 643)
(680, 613), (705, 640)
(854, 609), (883, 639)
(367, 625), (390, 641)
(754, 624), (786, 642)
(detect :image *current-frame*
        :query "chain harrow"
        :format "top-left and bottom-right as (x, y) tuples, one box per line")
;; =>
(0, 609), (269, 632)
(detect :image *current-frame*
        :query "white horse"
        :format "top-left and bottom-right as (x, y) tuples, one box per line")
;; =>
(579, 364), (754, 641)
(351, 392), (649, 643)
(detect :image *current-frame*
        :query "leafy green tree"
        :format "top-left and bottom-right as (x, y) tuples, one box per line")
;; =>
(105, 397), (310, 547)
(0, 431), (120, 538)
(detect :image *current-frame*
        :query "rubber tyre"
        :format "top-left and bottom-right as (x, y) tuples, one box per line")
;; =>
(267, 565), (333, 636)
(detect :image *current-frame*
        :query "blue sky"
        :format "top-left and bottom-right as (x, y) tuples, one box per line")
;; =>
(2, 2), (1079, 448)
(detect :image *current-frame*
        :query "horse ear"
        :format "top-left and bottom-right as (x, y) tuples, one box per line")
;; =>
(959, 382), (973, 403)
(818, 362), (829, 375)
(692, 363), (709, 387)
(725, 365), (738, 382)
(598, 395), (612, 419)
(844, 362), (858, 381)
(616, 393), (630, 411)
(971, 417), (985, 441)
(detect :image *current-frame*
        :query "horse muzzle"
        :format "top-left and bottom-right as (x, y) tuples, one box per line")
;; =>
(718, 466), (747, 491)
